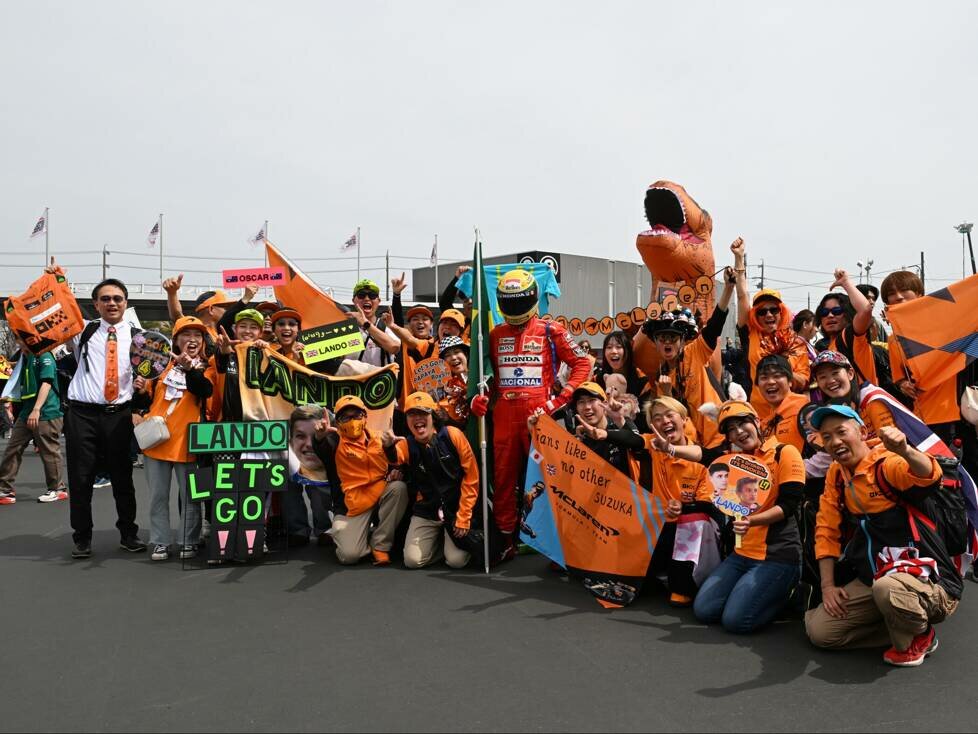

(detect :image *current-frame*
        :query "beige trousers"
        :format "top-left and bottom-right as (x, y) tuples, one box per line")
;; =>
(403, 515), (471, 569)
(332, 481), (408, 564)
(806, 573), (958, 651)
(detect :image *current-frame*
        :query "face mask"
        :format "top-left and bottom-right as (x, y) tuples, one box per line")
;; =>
(338, 419), (366, 441)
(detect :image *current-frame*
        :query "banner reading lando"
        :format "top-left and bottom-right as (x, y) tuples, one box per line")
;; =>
(235, 344), (399, 432)
(520, 414), (667, 607)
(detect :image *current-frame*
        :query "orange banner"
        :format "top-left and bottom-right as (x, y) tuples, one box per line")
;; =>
(265, 241), (349, 326)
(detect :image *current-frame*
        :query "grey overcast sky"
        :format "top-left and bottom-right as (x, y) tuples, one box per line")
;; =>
(2, 1), (976, 310)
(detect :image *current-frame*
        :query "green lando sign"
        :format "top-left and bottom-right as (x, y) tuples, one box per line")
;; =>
(188, 421), (288, 454)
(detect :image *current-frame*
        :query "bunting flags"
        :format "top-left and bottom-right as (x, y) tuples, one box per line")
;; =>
(264, 240), (348, 327)
(886, 274), (978, 391)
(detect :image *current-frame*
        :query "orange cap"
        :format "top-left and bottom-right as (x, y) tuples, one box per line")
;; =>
(572, 381), (608, 402)
(172, 316), (209, 339)
(195, 290), (236, 313)
(334, 395), (367, 415)
(438, 309), (466, 329)
(404, 392), (439, 413)
(406, 306), (434, 321)
(271, 308), (302, 326)
(716, 400), (759, 429)
(752, 289), (783, 306)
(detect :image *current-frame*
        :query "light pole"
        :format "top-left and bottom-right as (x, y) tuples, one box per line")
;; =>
(856, 259), (873, 285)
(956, 222), (975, 277)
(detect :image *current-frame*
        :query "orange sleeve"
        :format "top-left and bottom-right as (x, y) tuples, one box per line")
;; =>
(692, 463), (713, 503)
(888, 335), (908, 383)
(864, 400), (896, 433)
(449, 427), (480, 529)
(881, 452), (941, 491)
(775, 443), (806, 486)
(393, 439), (409, 464)
(789, 349), (811, 389)
(815, 465), (844, 560)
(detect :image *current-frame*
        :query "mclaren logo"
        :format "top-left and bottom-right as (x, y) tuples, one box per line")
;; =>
(551, 486), (620, 538)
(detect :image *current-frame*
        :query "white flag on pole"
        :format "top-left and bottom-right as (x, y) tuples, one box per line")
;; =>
(430, 239), (438, 265)
(340, 231), (359, 252)
(147, 220), (160, 247)
(248, 224), (266, 248)
(30, 212), (46, 239)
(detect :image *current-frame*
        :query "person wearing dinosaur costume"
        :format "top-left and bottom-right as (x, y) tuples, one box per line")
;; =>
(633, 181), (720, 383)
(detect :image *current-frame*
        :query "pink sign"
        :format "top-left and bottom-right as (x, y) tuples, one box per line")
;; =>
(222, 267), (289, 288)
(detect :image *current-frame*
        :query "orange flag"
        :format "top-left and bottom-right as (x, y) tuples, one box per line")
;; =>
(887, 274), (978, 391)
(264, 240), (349, 326)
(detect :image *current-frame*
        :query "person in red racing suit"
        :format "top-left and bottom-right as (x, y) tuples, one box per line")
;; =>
(471, 269), (591, 557)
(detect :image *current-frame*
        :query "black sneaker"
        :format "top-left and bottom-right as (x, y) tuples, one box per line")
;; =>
(119, 537), (147, 553)
(72, 542), (92, 559)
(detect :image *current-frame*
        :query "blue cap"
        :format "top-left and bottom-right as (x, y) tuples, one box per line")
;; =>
(810, 404), (864, 429)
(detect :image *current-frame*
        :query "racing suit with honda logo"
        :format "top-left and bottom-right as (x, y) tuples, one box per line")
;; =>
(488, 316), (591, 535)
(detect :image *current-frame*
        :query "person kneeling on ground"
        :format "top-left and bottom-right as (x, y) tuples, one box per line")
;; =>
(384, 392), (479, 569)
(804, 405), (961, 667)
(313, 396), (408, 566)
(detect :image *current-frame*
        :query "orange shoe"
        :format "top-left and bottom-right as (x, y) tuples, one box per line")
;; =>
(371, 549), (391, 566)
(669, 593), (694, 608)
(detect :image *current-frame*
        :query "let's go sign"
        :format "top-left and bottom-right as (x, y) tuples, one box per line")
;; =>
(188, 421), (289, 454)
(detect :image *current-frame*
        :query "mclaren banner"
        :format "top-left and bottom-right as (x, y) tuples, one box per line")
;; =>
(235, 344), (399, 431)
(520, 414), (667, 607)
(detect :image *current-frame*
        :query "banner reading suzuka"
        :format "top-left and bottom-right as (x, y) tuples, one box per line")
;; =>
(519, 414), (668, 607)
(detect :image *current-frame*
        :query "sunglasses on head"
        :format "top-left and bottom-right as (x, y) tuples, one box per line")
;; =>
(755, 306), (780, 317)
(818, 305), (845, 317)
(355, 290), (379, 299)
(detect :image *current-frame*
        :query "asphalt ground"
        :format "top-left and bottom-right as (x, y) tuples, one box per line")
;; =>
(2, 442), (977, 733)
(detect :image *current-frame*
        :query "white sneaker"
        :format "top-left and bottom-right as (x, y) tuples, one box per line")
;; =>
(93, 477), (111, 490)
(37, 489), (68, 503)
(179, 544), (197, 559)
(150, 544), (169, 561)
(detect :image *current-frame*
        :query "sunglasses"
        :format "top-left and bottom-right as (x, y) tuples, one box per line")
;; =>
(818, 305), (845, 317)
(755, 306), (780, 317)
(355, 290), (379, 299)
(98, 295), (126, 304)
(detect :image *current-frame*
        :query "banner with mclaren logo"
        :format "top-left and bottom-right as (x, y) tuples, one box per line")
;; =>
(520, 414), (667, 607)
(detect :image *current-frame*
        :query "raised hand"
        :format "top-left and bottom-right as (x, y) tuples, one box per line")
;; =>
(381, 429), (398, 448)
(243, 284), (259, 303)
(878, 425), (909, 456)
(657, 373), (673, 397)
(314, 414), (337, 440)
(455, 265), (472, 279)
(216, 326), (238, 355)
(649, 423), (671, 453)
(831, 268), (850, 290)
(162, 273), (184, 294)
(730, 237), (745, 260)
(390, 272), (407, 295)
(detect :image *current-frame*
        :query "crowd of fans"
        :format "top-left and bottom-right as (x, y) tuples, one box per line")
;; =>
(0, 239), (974, 669)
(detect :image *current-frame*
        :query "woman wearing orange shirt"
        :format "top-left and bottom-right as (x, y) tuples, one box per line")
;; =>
(134, 317), (216, 562)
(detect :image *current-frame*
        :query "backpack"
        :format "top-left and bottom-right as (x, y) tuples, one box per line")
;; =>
(874, 457), (969, 557)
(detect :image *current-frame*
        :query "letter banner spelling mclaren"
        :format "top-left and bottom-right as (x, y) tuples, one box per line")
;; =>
(520, 414), (668, 608)
(235, 344), (398, 432)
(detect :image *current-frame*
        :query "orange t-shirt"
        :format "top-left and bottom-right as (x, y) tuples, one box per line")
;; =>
(756, 393), (811, 454)
(888, 335), (960, 426)
(648, 446), (712, 522)
(142, 361), (217, 464)
(827, 326), (877, 386)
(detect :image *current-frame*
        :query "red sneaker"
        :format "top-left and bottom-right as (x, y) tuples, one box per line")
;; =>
(0, 491), (15, 505)
(883, 627), (938, 667)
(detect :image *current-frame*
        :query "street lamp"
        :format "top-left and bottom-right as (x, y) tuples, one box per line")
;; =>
(856, 259), (874, 284)
(955, 222), (975, 277)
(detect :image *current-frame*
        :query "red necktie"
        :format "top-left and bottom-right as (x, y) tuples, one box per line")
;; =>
(104, 326), (119, 402)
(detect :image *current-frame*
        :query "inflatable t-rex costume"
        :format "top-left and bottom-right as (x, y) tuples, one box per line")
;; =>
(633, 181), (718, 378)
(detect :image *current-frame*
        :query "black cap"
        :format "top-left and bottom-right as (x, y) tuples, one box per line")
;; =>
(754, 354), (792, 384)
(856, 283), (879, 300)
(193, 291), (217, 310)
(91, 278), (128, 301)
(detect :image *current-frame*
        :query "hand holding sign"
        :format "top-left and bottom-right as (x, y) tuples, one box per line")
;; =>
(130, 330), (172, 379)
(708, 453), (773, 551)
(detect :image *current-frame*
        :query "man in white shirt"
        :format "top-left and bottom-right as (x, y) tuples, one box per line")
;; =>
(64, 277), (146, 559)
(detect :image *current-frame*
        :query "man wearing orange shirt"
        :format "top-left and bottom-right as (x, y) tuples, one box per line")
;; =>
(805, 405), (961, 667)
(754, 354), (811, 453)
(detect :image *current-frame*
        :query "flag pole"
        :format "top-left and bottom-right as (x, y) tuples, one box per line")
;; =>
(44, 207), (50, 265)
(264, 220), (269, 267)
(434, 234), (439, 304)
(476, 227), (490, 574)
(158, 213), (164, 283)
(356, 226), (361, 281)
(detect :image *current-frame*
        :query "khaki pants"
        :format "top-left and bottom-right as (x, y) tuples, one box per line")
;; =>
(332, 481), (408, 564)
(806, 574), (958, 651)
(0, 417), (64, 494)
(403, 515), (471, 569)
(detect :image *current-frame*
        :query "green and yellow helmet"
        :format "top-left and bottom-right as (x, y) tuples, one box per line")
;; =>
(497, 268), (539, 325)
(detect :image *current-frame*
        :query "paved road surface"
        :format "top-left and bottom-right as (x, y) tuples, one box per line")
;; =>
(1, 444), (976, 732)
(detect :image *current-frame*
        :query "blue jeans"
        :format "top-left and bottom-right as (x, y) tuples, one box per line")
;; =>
(693, 553), (800, 634)
(284, 481), (332, 538)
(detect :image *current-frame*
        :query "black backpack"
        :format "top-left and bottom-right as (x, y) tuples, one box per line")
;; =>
(874, 457), (969, 557)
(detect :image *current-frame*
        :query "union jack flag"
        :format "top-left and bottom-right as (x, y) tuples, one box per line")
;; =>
(30, 212), (46, 238)
(248, 224), (266, 248)
(546, 464), (557, 476)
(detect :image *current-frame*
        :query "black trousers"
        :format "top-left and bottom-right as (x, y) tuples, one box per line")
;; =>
(65, 403), (138, 543)
(649, 522), (698, 598)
